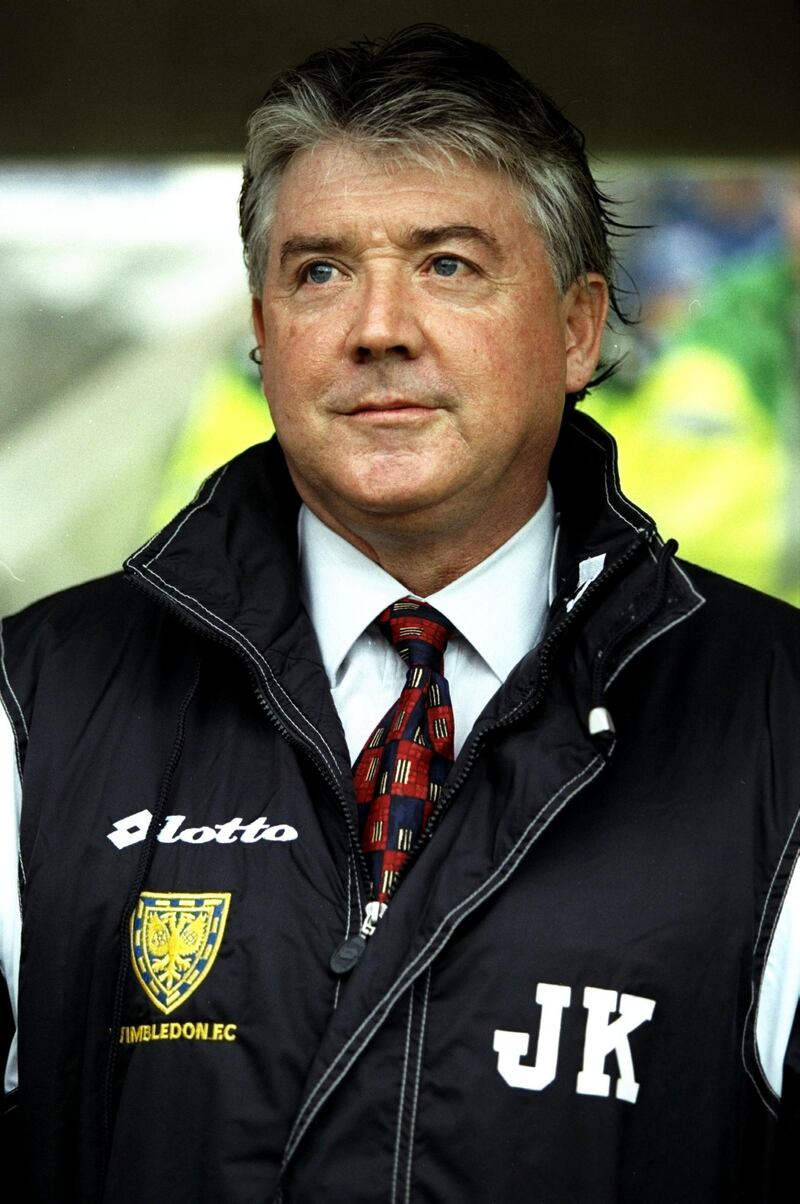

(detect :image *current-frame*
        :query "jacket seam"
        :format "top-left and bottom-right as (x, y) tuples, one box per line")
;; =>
(605, 572), (706, 689)
(351, 849), (364, 927)
(495, 556), (701, 736)
(391, 989), (415, 1204)
(573, 423), (652, 534)
(333, 856), (355, 1012)
(0, 700), (25, 922)
(671, 557), (707, 609)
(756, 844), (800, 1071)
(0, 642), (26, 898)
(145, 558), (339, 765)
(741, 805), (800, 1115)
(282, 752), (605, 1168)
(144, 562), (341, 773)
(404, 967), (431, 1204)
(129, 562), (342, 783)
(133, 465), (229, 566)
(0, 692), (23, 797)
(0, 621), (28, 748)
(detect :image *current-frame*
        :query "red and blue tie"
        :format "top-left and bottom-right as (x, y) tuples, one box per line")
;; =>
(353, 596), (456, 904)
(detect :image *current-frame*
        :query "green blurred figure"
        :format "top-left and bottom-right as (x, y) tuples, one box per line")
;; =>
(592, 176), (800, 604)
(151, 348), (273, 532)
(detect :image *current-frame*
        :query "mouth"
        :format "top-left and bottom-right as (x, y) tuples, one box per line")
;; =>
(334, 395), (446, 426)
(347, 398), (434, 415)
(343, 400), (439, 427)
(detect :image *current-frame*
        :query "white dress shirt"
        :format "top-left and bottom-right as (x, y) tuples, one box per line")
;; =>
(299, 489), (557, 761)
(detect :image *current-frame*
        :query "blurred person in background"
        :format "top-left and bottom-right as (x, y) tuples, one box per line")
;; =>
(1, 25), (799, 1203)
(593, 171), (800, 602)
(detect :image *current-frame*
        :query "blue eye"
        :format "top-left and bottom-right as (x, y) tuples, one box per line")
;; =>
(432, 256), (461, 277)
(306, 262), (336, 284)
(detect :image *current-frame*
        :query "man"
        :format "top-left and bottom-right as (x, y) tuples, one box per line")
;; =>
(1, 24), (798, 1203)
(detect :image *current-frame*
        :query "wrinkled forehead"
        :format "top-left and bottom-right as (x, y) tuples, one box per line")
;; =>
(268, 137), (533, 237)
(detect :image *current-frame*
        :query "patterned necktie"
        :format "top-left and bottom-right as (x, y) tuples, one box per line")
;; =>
(353, 596), (456, 904)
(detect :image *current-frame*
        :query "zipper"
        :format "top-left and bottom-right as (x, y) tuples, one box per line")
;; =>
(375, 532), (651, 902)
(125, 567), (374, 912)
(244, 664), (372, 891)
(329, 901), (388, 973)
(330, 531), (652, 969)
(128, 527), (651, 973)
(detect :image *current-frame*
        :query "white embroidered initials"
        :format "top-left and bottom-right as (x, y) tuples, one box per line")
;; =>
(576, 986), (656, 1103)
(493, 983), (571, 1091)
(493, 981), (656, 1104)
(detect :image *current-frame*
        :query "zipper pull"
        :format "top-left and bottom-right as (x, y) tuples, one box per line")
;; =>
(329, 901), (387, 975)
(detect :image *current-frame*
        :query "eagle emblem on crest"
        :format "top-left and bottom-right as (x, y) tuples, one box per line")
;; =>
(129, 892), (231, 1014)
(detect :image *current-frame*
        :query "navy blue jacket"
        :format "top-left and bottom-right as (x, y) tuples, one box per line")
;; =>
(2, 412), (799, 1201)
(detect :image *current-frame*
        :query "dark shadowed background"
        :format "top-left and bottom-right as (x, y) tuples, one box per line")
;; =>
(2, 0), (799, 156)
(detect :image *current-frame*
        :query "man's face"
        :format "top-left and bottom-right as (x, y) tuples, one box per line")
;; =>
(253, 143), (607, 557)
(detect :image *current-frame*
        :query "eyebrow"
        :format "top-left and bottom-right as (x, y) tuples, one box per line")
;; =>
(278, 224), (501, 270)
(279, 235), (356, 269)
(406, 224), (501, 256)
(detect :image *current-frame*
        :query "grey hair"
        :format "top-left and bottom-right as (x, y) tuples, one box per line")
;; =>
(240, 25), (630, 336)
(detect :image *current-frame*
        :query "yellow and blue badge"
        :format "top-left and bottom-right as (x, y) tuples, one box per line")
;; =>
(129, 892), (231, 1015)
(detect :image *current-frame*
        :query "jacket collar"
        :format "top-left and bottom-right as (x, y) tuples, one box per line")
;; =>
(126, 409), (652, 630)
(124, 407), (704, 742)
(549, 406), (656, 597)
(127, 438), (303, 650)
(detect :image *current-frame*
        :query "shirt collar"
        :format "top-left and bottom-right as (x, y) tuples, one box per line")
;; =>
(299, 508), (405, 686)
(427, 487), (556, 681)
(299, 487), (556, 686)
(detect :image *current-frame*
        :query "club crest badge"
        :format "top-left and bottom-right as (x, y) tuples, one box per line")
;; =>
(129, 892), (231, 1015)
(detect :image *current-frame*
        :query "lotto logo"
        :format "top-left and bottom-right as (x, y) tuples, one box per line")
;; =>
(107, 809), (299, 850)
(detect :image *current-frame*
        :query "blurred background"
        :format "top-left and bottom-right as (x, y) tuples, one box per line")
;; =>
(1, 0), (798, 614)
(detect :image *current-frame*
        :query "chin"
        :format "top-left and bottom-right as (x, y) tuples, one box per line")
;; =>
(344, 467), (445, 517)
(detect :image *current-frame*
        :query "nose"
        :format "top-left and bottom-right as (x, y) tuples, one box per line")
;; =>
(344, 272), (425, 363)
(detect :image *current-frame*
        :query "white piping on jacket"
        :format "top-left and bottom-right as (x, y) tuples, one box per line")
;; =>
(0, 699), (22, 1093)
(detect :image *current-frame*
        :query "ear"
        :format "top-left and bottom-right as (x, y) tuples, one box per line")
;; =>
(251, 295), (266, 350)
(562, 274), (609, 396)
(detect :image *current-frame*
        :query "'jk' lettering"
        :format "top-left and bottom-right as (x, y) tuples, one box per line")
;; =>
(493, 981), (656, 1104)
